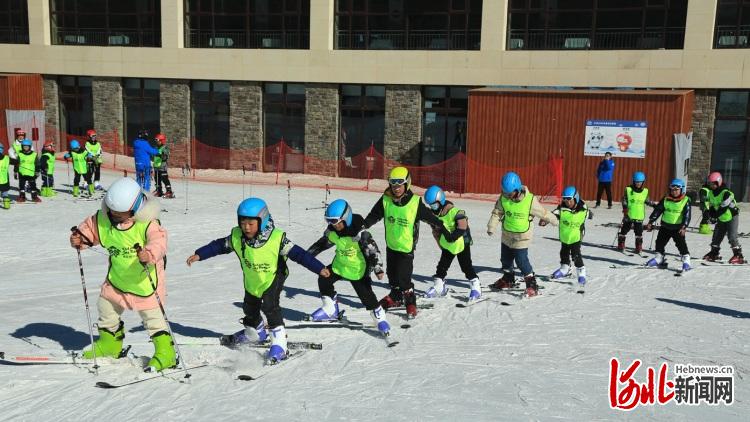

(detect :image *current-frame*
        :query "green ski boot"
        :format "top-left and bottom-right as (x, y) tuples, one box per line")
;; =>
(82, 321), (125, 359)
(72, 186), (80, 197)
(2, 197), (9, 209)
(146, 331), (177, 372)
(88, 184), (95, 196)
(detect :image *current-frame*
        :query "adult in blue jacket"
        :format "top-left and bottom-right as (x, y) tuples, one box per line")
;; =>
(596, 152), (615, 208)
(133, 130), (160, 191)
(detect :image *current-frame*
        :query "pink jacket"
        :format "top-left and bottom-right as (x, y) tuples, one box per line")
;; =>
(74, 214), (168, 311)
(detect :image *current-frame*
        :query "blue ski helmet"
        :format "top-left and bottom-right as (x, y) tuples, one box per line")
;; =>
(501, 171), (522, 195)
(561, 186), (579, 203)
(325, 199), (353, 226)
(633, 171), (646, 183)
(237, 197), (271, 230)
(669, 178), (686, 194)
(70, 140), (81, 149)
(21, 139), (32, 147)
(423, 185), (446, 211)
(0, 144), (4, 154)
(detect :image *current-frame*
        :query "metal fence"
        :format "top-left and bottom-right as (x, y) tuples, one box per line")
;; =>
(185, 30), (309, 49)
(507, 28), (685, 50)
(336, 30), (481, 50)
(52, 29), (160, 47)
(714, 26), (750, 49)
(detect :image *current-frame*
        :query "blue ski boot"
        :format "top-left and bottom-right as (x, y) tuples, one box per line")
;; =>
(551, 264), (571, 280)
(370, 306), (391, 335)
(468, 278), (482, 301)
(267, 326), (288, 363)
(646, 253), (668, 268)
(221, 320), (268, 347)
(424, 277), (448, 298)
(310, 295), (340, 321)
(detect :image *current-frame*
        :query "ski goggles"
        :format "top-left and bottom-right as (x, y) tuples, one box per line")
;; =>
(669, 184), (683, 190)
(325, 216), (344, 225)
(502, 190), (520, 199)
(389, 178), (408, 186)
(427, 201), (441, 211)
(561, 195), (575, 201)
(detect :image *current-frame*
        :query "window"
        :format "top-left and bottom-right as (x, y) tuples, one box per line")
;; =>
(49, 0), (161, 47)
(507, 0), (687, 50)
(185, 0), (310, 49)
(339, 84), (385, 178)
(58, 76), (93, 139)
(714, 0), (750, 48)
(712, 91), (750, 201)
(123, 78), (160, 146)
(422, 86), (470, 167)
(0, 0), (29, 44)
(335, 0), (482, 50)
(263, 83), (306, 172)
(192, 81), (230, 167)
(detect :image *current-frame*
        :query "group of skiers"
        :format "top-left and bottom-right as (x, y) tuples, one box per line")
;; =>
(64, 165), (744, 373)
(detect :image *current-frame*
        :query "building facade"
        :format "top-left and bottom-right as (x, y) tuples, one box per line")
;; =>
(1, 1), (750, 199)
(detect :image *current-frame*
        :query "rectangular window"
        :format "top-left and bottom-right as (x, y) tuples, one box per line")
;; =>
(184, 0), (310, 49)
(339, 84), (385, 178)
(123, 78), (160, 147)
(58, 76), (94, 139)
(335, 0), (482, 50)
(263, 83), (306, 173)
(714, 0), (750, 48)
(507, 0), (687, 50)
(191, 80), (230, 168)
(422, 86), (470, 169)
(49, 0), (161, 47)
(0, 0), (29, 44)
(713, 91), (750, 201)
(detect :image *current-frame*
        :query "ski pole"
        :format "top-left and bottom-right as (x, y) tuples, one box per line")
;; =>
(287, 180), (291, 226)
(242, 165), (246, 199)
(649, 227), (656, 250)
(611, 223), (621, 247)
(182, 164), (189, 215)
(133, 243), (191, 380)
(70, 227), (99, 375)
(66, 159), (71, 187)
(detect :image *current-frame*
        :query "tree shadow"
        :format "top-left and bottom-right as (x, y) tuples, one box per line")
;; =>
(128, 321), (224, 338)
(10, 323), (91, 350)
(656, 298), (750, 319)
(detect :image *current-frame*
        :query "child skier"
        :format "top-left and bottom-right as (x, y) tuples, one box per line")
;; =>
(186, 197), (330, 362)
(69, 177), (176, 372)
(617, 171), (654, 255)
(16, 139), (41, 203)
(702, 172), (745, 264)
(84, 129), (104, 190)
(39, 142), (56, 197)
(0, 144), (11, 209)
(421, 185), (482, 301)
(551, 186), (591, 287)
(363, 166), (447, 318)
(645, 179), (692, 271)
(63, 140), (94, 197)
(305, 199), (392, 335)
(152, 133), (174, 198)
(487, 171), (557, 297)
(697, 179), (712, 235)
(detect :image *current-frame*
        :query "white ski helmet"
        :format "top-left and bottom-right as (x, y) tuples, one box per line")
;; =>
(104, 177), (146, 213)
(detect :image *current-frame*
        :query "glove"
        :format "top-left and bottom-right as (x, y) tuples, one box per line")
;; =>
(588, 211), (594, 220)
(538, 219), (548, 227)
(679, 227), (687, 237)
(709, 217), (717, 224)
(13, 172), (18, 180)
(621, 216), (630, 224)
(645, 223), (653, 232)
(486, 230), (494, 237)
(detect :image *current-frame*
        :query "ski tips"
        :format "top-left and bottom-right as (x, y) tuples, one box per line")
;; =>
(95, 381), (117, 389)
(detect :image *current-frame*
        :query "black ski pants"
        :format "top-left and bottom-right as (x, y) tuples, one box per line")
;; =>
(596, 182), (612, 207)
(18, 174), (38, 195)
(385, 248), (414, 300)
(434, 244), (478, 280)
(318, 265), (379, 310)
(241, 273), (286, 329)
(559, 242), (584, 268)
(655, 227), (689, 256)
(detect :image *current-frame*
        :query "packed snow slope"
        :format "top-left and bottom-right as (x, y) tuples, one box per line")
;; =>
(1, 167), (748, 421)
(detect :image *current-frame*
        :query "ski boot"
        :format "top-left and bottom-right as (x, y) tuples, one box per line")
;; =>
(729, 248), (746, 264)
(703, 247), (721, 262)
(698, 223), (712, 235)
(468, 278), (482, 301)
(163, 190), (174, 199)
(146, 331), (177, 372)
(16, 192), (26, 203)
(2, 196), (9, 209)
(551, 264), (571, 279)
(31, 192), (42, 203)
(154, 190), (163, 197)
(267, 326), (288, 363)
(646, 253), (668, 268)
(221, 319), (268, 347)
(370, 306), (391, 335)
(310, 294), (341, 321)
(490, 272), (515, 290)
(40, 187), (49, 197)
(681, 255), (692, 272)
(635, 236), (643, 255)
(576, 266), (587, 287)
(87, 184), (95, 197)
(95, 182), (103, 191)
(616, 235), (626, 252)
(72, 186), (80, 197)
(83, 321), (125, 359)
(424, 277), (448, 298)
(524, 274), (539, 297)
(404, 289), (417, 318)
(378, 289), (403, 310)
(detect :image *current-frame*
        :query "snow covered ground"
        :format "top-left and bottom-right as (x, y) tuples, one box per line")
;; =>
(1, 166), (748, 421)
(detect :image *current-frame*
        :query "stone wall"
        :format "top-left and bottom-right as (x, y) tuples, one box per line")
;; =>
(42, 76), (59, 147)
(384, 85), (422, 172)
(92, 77), (123, 151)
(688, 90), (717, 193)
(304, 84), (339, 176)
(160, 79), (191, 167)
(229, 81), (263, 170)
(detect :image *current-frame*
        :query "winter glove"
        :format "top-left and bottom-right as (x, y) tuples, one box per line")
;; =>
(645, 223), (654, 232)
(538, 219), (548, 227)
(709, 217), (717, 224)
(621, 216), (630, 224)
(13, 172), (18, 180)
(486, 230), (494, 237)
(588, 211), (594, 220)
(679, 226), (687, 236)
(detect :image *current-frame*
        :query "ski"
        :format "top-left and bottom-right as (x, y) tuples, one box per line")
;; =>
(1, 346), (134, 366)
(302, 309), (348, 322)
(386, 303), (434, 311)
(701, 261), (748, 267)
(455, 298), (511, 307)
(381, 332), (399, 348)
(236, 350), (307, 381)
(95, 364), (210, 389)
(216, 336), (323, 351)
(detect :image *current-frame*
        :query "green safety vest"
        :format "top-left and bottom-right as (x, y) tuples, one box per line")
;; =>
(153, 146), (168, 168)
(18, 152), (37, 177)
(0, 155), (9, 184)
(13, 141), (22, 155)
(230, 227), (286, 298)
(96, 210), (157, 297)
(85, 141), (101, 156)
(559, 206), (588, 245)
(626, 187), (649, 221)
(707, 188), (735, 223)
(437, 207), (465, 255)
(383, 195), (420, 253)
(71, 150), (89, 174)
(662, 196), (689, 225)
(42, 152), (55, 175)
(327, 231), (367, 280)
(501, 192), (534, 233)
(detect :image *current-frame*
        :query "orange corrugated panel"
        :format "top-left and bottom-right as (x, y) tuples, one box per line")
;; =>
(0, 76), (8, 145)
(7, 74), (43, 109)
(467, 89), (694, 200)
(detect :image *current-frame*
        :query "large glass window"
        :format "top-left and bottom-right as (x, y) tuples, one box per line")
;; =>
(714, 0), (750, 48)
(421, 86), (469, 166)
(191, 80), (230, 148)
(0, 0), (28, 44)
(263, 83), (306, 172)
(185, 0), (310, 49)
(335, 0), (482, 50)
(507, 0), (687, 50)
(340, 85), (385, 178)
(58, 76), (93, 138)
(50, 0), (161, 47)
(123, 78), (160, 146)
(712, 91), (750, 201)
